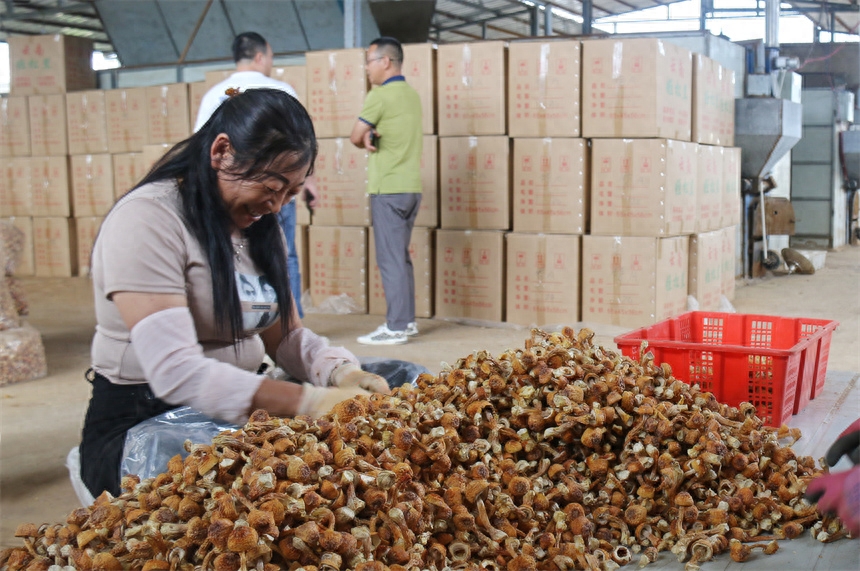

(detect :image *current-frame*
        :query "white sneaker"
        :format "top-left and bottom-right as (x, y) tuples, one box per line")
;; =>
(406, 322), (419, 336)
(357, 325), (408, 345)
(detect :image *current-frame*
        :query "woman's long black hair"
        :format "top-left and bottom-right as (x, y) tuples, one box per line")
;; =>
(135, 89), (317, 341)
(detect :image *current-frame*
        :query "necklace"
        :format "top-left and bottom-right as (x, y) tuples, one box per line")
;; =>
(232, 238), (247, 261)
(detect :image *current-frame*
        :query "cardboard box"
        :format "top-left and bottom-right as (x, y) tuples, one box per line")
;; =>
(307, 225), (367, 313)
(437, 42), (507, 136)
(720, 225), (737, 301)
(305, 49), (367, 138)
(590, 138), (697, 236)
(0, 97), (31, 157)
(0, 158), (32, 216)
(204, 69), (234, 90)
(402, 43), (436, 135)
(147, 84), (191, 144)
(695, 144), (722, 232)
(30, 156), (71, 217)
(141, 143), (172, 172)
(105, 87), (149, 153)
(582, 235), (689, 328)
(8, 34), (95, 96)
(272, 66), (307, 106)
(74, 216), (103, 277)
(369, 226), (434, 319)
(417, 134), (438, 228)
(440, 136), (511, 230)
(66, 90), (109, 155)
(435, 229), (504, 322)
(296, 196), (311, 226)
(33, 216), (76, 277)
(188, 81), (208, 133)
(112, 152), (146, 200)
(70, 154), (114, 217)
(506, 233), (580, 326)
(0, 216), (35, 276)
(582, 38), (692, 140)
(508, 40), (581, 138)
(692, 54), (735, 146)
(721, 147), (742, 228)
(28, 94), (67, 156)
(0, 161), (14, 217)
(513, 137), (587, 234)
(313, 138), (369, 227)
(688, 230), (722, 311)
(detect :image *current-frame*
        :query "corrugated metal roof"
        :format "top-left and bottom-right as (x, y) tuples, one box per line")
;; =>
(1, 0), (855, 63)
(429, 0), (684, 42)
(1, 0), (687, 54)
(783, 0), (860, 35)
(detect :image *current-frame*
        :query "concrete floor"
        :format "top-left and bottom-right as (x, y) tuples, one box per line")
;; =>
(1, 246), (859, 564)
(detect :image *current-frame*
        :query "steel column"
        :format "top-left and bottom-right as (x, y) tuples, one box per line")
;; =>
(582, 0), (593, 34)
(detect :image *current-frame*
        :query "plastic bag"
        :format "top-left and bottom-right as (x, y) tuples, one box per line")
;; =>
(304, 292), (363, 314)
(4, 276), (28, 316)
(121, 407), (239, 482)
(0, 221), (24, 276)
(686, 295), (700, 312)
(66, 446), (95, 507)
(359, 357), (430, 388)
(0, 282), (20, 331)
(719, 295), (737, 313)
(120, 358), (429, 480)
(0, 323), (47, 386)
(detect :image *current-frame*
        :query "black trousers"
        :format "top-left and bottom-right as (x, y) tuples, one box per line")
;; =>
(79, 370), (178, 498)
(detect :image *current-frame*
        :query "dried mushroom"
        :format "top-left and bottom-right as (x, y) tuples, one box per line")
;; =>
(0, 328), (849, 571)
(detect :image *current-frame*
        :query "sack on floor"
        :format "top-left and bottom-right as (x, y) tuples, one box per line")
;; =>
(0, 222), (24, 277)
(0, 323), (47, 386)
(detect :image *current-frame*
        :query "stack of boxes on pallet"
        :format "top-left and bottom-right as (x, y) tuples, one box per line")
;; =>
(304, 38), (739, 329)
(1, 34), (740, 330)
(0, 34), (193, 277)
(581, 39), (739, 328)
(303, 45), (437, 319)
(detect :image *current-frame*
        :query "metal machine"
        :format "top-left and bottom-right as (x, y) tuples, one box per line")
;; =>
(841, 128), (860, 244)
(735, 98), (803, 276)
(732, 0), (804, 278)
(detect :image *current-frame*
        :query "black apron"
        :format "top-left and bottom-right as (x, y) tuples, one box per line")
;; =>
(79, 369), (178, 498)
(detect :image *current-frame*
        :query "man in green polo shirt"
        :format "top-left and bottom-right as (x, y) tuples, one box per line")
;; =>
(351, 37), (423, 346)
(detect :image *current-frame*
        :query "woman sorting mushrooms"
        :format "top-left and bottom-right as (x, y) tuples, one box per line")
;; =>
(79, 89), (391, 499)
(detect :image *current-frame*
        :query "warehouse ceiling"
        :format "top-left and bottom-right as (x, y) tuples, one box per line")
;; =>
(1, 0), (857, 68)
(784, 0), (860, 35)
(0, 0), (690, 67)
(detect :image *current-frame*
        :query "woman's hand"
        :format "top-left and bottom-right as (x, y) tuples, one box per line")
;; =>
(297, 384), (372, 418)
(330, 363), (390, 393)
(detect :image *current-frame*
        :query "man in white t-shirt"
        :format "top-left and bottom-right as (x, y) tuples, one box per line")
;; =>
(195, 32), (317, 317)
(195, 32), (296, 130)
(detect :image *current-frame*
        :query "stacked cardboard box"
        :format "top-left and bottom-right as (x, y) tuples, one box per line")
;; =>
(581, 38), (694, 327)
(578, 38), (740, 324)
(434, 42), (507, 322)
(307, 45), (438, 317)
(1, 34), (96, 277)
(4, 35), (745, 334)
(506, 40), (584, 326)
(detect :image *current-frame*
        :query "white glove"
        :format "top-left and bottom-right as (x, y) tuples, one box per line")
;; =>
(329, 363), (391, 394)
(296, 384), (372, 419)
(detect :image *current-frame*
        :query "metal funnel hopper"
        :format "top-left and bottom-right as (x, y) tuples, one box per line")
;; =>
(842, 130), (860, 182)
(734, 98), (803, 179)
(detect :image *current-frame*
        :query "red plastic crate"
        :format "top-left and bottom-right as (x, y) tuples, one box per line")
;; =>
(614, 312), (838, 427)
